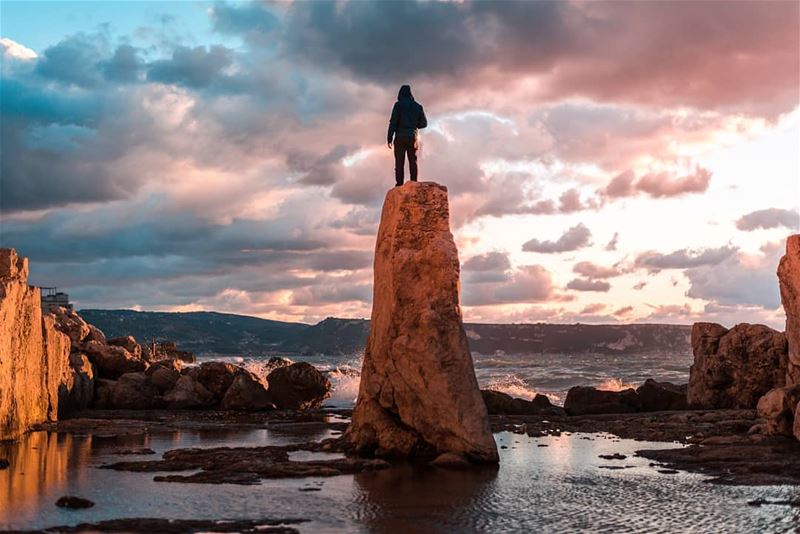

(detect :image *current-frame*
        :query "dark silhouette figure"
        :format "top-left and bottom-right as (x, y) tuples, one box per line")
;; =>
(387, 85), (427, 186)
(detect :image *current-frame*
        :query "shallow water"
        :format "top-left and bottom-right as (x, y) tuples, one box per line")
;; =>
(2, 426), (798, 532)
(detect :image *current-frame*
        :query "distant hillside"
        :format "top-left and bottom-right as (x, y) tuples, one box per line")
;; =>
(80, 309), (691, 357)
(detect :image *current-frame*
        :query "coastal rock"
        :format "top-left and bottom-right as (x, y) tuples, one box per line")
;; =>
(52, 306), (91, 344)
(0, 248), (71, 440)
(85, 324), (107, 344)
(779, 235), (800, 384)
(196, 361), (239, 399)
(481, 389), (554, 415)
(346, 182), (498, 463)
(41, 313), (72, 420)
(153, 341), (195, 363)
(266, 362), (331, 410)
(83, 339), (148, 379)
(221, 372), (274, 411)
(636, 379), (688, 412)
(163, 375), (215, 409)
(55, 496), (95, 509)
(59, 353), (95, 416)
(108, 373), (159, 410)
(146, 362), (182, 393)
(93, 378), (116, 409)
(108, 335), (142, 360)
(757, 385), (800, 436)
(688, 322), (787, 409)
(564, 386), (642, 416)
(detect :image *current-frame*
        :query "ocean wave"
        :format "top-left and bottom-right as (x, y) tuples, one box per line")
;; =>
(483, 375), (537, 401)
(595, 377), (637, 392)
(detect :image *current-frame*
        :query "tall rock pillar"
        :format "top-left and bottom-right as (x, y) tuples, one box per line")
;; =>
(779, 234), (800, 385)
(346, 182), (498, 464)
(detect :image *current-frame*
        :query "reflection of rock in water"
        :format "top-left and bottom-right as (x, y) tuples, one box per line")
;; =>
(353, 464), (497, 531)
(0, 432), (91, 521)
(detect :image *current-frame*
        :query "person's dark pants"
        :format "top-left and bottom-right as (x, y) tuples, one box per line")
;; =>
(394, 136), (418, 186)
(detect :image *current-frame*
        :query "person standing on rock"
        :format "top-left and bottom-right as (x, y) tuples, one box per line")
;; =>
(387, 85), (427, 186)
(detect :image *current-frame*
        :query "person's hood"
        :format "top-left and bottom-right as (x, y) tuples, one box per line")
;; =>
(397, 84), (414, 102)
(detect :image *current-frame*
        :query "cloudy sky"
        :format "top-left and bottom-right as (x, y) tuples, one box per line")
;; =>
(1, 1), (798, 327)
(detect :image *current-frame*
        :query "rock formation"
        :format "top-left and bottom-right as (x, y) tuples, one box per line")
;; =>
(481, 390), (557, 415)
(688, 322), (787, 409)
(0, 249), (71, 440)
(779, 235), (800, 384)
(564, 386), (642, 416)
(636, 379), (688, 412)
(266, 362), (331, 410)
(346, 182), (498, 464)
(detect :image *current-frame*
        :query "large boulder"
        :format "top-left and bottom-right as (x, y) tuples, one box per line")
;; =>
(108, 373), (159, 410)
(636, 379), (688, 412)
(345, 182), (498, 464)
(687, 322), (787, 409)
(163, 375), (215, 409)
(82, 340), (147, 379)
(266, 362), (331, 410)
(481, 389), (555, 415)
(145, 359), (182, 393)
(52, 306), (91, 345)
(564, 386), (642, 416)
(221, 372), (274, 411)
(108, 336), (142, 360)
(779, 235), (800, 385)
(0, 249), (72, 440)
(196, 361), (239, 399)
(758, 385), (800, 436)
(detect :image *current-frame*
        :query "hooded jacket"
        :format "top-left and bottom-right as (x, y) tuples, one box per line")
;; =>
(388, 85), (427, 143)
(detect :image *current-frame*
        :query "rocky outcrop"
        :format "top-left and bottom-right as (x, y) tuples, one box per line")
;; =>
(636, 379), (688, 412)
(346, 182), (498, 464)
(564, 386), (642, 416)
(779, 235), (800, 384)
(221, 373), (274, 411)
(757, 385), (800, 436)
(0, 249), (71, 440)
(481, 390), (556, 415)
(688, 322), (787, 409)
(164, 375), (215, 409)
(266, 362), (331, 410)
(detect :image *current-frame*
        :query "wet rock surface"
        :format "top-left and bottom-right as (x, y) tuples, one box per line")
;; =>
(266, 362), (331, 410)
(31, 517), (306, 533)
(636, 379), (688, 412)
(101, 442), (389, 484)
(481, 389), (560, 416)
(564, 386), (642, 415)
(55, 496), (94, 509)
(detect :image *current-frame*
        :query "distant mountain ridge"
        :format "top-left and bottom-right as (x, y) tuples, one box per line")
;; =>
(80, 309), (692, 357)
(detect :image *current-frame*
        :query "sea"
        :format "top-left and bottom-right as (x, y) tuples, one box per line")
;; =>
(201, 349), (695, 407)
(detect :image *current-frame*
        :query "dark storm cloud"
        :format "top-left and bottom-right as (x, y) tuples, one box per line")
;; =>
(522, 223), (591, 254)
(736, 208), (798, 231)
(215, 0), (799, 117)
(147, 45), (234, 89)
(35, 34), (106, 88)
(101, 44), (143, 83)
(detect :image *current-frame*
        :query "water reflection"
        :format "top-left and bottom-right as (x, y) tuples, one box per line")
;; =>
(352, 463), (498, 532)
(0, 432), (92, 524)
